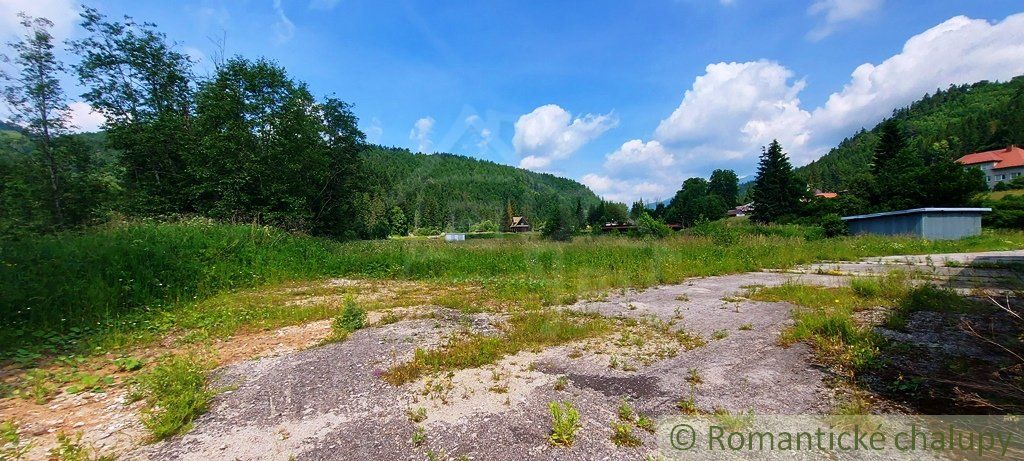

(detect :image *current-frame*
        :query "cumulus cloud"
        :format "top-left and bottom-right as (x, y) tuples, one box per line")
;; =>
(580, 173), (678, 204)
(0, 0), (78, 41)
(68, 102), (106, 133)
(811, 14), (1024, 138)
(272, 0), (295, 44)
(604, 140), (674, 174)
(586, 13), (1024, 203)
(807, 0), (884, 41)
(513, 104), (617, 171)
(409, 117), (435, 153)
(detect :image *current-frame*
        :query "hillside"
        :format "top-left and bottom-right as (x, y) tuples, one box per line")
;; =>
(798, 76), (1024, 191)
(362, 146), (600, 231)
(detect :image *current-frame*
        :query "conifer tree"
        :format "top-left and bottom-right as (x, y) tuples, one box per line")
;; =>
(750, 140), (804, 223)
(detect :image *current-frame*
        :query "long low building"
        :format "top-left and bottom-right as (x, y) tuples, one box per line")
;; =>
(842, 208), (991, 240)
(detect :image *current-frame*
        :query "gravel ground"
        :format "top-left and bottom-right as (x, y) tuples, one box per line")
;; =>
(128, 251), (1024, 461)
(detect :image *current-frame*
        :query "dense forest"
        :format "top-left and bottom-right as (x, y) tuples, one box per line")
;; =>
(359, 146), (599, 233)
(798, 76), (1024, 191)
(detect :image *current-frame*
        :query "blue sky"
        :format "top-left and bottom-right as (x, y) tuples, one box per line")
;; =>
(3, 0), (1024, 202)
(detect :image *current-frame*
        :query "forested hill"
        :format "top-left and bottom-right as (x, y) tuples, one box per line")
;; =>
(361, 145), (600, 231)
(798, 76), (1024, 191)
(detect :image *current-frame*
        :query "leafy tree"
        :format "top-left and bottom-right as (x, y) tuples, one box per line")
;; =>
(632, 212), (671, 238)
(388, 206), (408, 236)
(750, 140), (805, 223)
(189, 57), (364, 237)
(542, 203), (573, 241)
(71, 7), (195, 213)
(665, 178), (727, 226)
(629, 199), (645, 220)
(1, 15), (72, 227)
(708, 169), (739, 207)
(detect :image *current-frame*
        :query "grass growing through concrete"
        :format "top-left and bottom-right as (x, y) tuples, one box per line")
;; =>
(130, 354), (216, 440)
(548, 401), (581, 447)
(4, 220), (1024, 360)
(381, 311), (610, 385)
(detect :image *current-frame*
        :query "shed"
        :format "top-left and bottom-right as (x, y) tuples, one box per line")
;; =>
(443, 233), (466, 242)
(509, 216), (531, 233)
(841, 208), (991, 240)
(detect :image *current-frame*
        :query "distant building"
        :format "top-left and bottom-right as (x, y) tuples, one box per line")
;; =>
(956, 145), (1024, 188)
(814, 191), (838, 199)
(842, 207), (990, 240)
(444, 233), (466, 242)
(509, 216), (531, 233)
(727, 202), (754, 217)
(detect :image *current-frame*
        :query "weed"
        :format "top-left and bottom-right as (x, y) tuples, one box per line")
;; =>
(325, 298), (367, 342)
(411, 426), (426, 446)
(686, 368), (702, 385)
(553, 376), (568, 391)
(738, 323), (753, 331)
(12, 368), (57, 404)
(113, 356), (143, 372)
(548, 401), (581, 447)
(885, 285), (984, 330)
(610, 421), (642, 447)
(65, 374), (115, 394)
(711, 330), (728, 340)
(676, 384), (699, 415)
(406, 407), (427, 423)
(1, 420), (32, 460)
(48, 432), (114, 461)
(636, 414), (655, 433)
(382, 311), (608, 385)
(712, 408), (754, 431)
(132, 354), (215, 440)
(617, 400), (635, 422)
(674, 294), (689, 302)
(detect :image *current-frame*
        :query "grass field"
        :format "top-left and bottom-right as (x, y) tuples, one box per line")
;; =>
(3, 219), (1024, 360)
(987, 189), (1024, 200)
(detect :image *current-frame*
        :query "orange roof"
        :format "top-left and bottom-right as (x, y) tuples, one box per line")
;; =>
(814, 192), (838, 199)
(957, 146), (1024, 170)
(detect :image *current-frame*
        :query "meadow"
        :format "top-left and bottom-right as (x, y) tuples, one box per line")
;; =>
(3, 218), (1024, 360)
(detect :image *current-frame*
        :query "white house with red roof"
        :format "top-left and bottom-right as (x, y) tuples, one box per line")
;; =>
(956, 145), (1024, 188)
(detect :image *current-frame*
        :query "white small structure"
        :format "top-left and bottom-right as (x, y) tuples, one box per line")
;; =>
(444, 233), (466, 242)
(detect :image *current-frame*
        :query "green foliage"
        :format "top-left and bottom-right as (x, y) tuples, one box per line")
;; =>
(132, 354), (215, 440)
(708, 169), (740, 208)
(751, 140), (806, 223)
(980, 194), (1024, 229)
(632, 212), (671, 238)
(542, 203), (574, 242)
(819, 213), (848, 238)
(3, 221), (1023, 359)
(329, 298), (366, 340)
(797, 77), (1024, 192)
(885, 285), (985, 330)
(469, 219), (498, 233)
(548, 401), (581, 446)
(1, 420), (32, 460)
(665, 177), (728, 226)
(48, 431), (114, 461)
(610, 421), (642, 447)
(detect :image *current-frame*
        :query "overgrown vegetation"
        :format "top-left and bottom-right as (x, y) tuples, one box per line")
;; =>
(327, 298), (367, 342)
(381, 311), (609, 385)
(130, 354), (215, 440)
(547, 401), (580, 447)
(4, 220), (1024, 360)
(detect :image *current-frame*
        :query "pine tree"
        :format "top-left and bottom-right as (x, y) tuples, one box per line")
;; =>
(750, 140), (804, 223)
(872, 119), (907, 176)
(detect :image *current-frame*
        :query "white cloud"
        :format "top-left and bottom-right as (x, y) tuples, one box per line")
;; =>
(654, 60), (812, 160)
(604, 139), (674, 174)
(309, 0), (342, 10)
(512, 104), (617, 171)
(589, 13), (1024, 203)
(811, 13), (1024, 138)
(0, 0), (77, 41)
(580, 173), (678, 204)
(68, 102), (105, 133)
(409, 117), (435, 153)
(364, 117), (383, 144)
(807, 0), (883, 41)
(272, 0), (295, 44)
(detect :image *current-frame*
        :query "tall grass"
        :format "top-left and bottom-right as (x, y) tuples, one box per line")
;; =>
(2, 220), (1023, 357)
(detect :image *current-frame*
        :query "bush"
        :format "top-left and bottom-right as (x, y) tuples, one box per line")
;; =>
(632, 212), (671, 238)
(469, 219), (498, 233)
(819, 213), (848, 238)
(330, 298), (366, 340)
(412, 227), (441, 236)
(132, 354), (214, 440)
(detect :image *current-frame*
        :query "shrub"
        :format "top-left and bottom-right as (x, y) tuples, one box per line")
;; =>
(548, 401), (581, 446)
(469, 219), (498, 233)
(632, 212), (671, 239)
(819, 213), (848, 238)
(132, 354), (214, 440)
(412, 226), (441, 236)
(333, 298), (366, 334)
